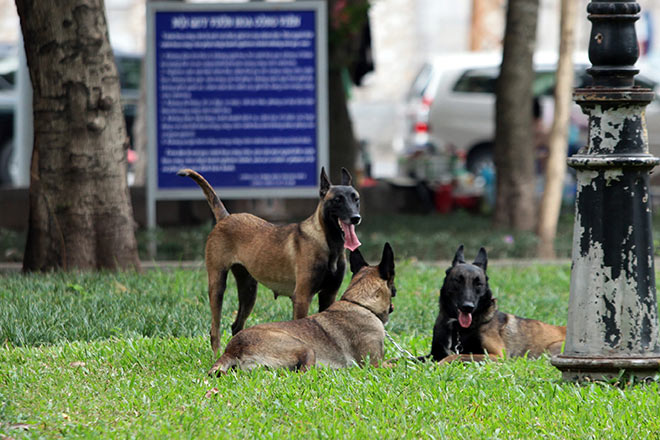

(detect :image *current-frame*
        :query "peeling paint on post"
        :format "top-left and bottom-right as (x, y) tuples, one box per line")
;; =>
(551, 0), (660, 381)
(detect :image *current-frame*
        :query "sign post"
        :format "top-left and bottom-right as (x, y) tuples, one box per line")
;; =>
(146, 1), (328, 228)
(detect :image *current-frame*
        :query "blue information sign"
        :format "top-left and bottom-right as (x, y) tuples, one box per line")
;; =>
(147, 2), (327, 215)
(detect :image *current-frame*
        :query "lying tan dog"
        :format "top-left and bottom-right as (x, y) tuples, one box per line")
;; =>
(207, 243), (396, 375)
(420, 245), (566, 363)
(178, 167), (362, 355)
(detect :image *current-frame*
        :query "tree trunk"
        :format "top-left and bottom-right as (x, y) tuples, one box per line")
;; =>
(326, 0), (361, 182)
(493, 0), (539, 231)
(328, 66), (358, 182)
(16, 0), (140, 271)
(537, 0), (577, 258)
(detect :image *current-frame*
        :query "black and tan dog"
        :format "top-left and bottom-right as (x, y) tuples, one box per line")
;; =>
(422, 245), (566, 363)
(207, 243), (396, 375)
(178, 167), (361, 355)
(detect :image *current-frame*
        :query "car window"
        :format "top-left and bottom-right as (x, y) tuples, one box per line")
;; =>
(407, 63), (433, 99)
(0, 71), (13, 90)
(116, 55), (141, 91)
(0, 55), (16, 90)
(533, 71), (556, 96)
(452, 68), (498, 93)
(635, 76), (657, 89)
(452, 66), (597, 97)
(574, 70), (592, 88)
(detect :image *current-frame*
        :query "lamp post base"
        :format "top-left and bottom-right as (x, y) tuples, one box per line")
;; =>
(551, 355), (660, 382)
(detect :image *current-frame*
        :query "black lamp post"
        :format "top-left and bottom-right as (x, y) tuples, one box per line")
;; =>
(551, 0), (660, 381)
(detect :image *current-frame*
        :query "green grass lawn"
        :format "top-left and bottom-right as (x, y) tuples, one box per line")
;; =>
(2, 262), (660, 438)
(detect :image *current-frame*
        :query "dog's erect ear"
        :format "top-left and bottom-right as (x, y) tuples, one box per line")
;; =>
(340, 167), (353, 186)
(378, 242), (395, 280)
(452, 244), (465, 267)
(319, 167), (331, 198)
(473, 247), (488, 271)
(349, 248), (368, 276)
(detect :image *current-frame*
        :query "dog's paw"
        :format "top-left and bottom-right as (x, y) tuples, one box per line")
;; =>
(381, 360), (396, 368)
(438, 354), (462, 365)
(439, 353), (496, 364)
(207, 365), (224, 377)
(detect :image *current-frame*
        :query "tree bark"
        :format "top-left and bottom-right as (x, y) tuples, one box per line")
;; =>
(493, 0), (539, 231)
(326, 1), (358, 182)
(537, 0), (577, 258)
(16, 0), (140, 271)
(328, 64), (358, 183)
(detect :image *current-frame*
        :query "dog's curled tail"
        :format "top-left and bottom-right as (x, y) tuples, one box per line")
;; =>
(177, 168), (229, 222)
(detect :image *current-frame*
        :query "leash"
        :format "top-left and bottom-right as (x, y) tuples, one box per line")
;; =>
(454, 332), (463, 355)
(384, 329), (419, 362)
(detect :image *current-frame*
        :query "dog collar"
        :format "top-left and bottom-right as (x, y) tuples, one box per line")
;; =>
(342, 299), (380, 318)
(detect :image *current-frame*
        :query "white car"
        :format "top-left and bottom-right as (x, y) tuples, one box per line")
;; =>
(0, 47), (142, 186)
(399, 51), (660, 180)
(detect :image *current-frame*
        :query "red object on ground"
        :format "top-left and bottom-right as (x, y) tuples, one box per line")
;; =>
(434, 184), (453, 213)
(453, 195), (481, 212)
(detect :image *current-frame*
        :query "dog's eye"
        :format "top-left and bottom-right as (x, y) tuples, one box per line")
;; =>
(474, 279), (482, 287)
(352, 194), (359, 203)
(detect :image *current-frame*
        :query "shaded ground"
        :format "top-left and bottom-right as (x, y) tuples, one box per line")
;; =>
(1, 209), (578, 265)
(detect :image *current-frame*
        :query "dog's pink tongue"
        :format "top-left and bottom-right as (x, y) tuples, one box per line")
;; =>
(341, 222), (361, 251)
(458, 311), (472, 328)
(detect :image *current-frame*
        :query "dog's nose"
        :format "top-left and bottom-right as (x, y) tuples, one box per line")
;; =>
(350, 215), (361, 225)
(460, 302), (475, 313)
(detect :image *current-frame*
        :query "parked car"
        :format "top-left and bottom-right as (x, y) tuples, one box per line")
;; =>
(0, 44), (17, 184)
(398, 51), (660, 181)
(0, 46), (141, 185)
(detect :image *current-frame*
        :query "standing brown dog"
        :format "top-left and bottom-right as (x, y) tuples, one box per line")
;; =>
(207, 243), (396, 375)
(178, 167), (361, 355)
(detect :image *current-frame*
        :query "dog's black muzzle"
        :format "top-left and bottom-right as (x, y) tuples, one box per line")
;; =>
(459, 301), (475, 314)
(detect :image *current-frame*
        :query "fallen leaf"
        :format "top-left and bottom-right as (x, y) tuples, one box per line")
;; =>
(61, 413), (69, 420)
(7, 423), (30, 430)
(70, 361), (86, 368)
(204, 387), (219, 399)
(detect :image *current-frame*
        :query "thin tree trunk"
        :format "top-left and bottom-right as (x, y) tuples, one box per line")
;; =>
(327, 0), (359, 182)
(493, 0), (538, 231)
(537, 0), (577, 258)
(16, 0), (140, 271)
(328, 66), (358, 182)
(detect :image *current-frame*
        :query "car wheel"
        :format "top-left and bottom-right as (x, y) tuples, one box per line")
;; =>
(466, 146), (495, 177)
